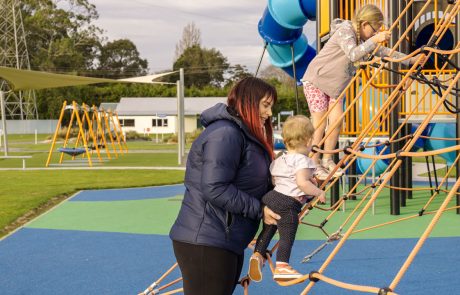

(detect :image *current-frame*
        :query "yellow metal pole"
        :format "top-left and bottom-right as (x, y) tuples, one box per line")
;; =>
(45, 101), (67, 167)
(93, 106), (111, 159)
(59, 104), (76, 164)
(115, 112), (128, 152)
(102, 109), (118, 158)
(109, 111), (124, 154)
(73, 101), (93, 167)
(83, 103), (102, 162)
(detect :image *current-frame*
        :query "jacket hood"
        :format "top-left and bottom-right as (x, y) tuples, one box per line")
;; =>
(330, 18), (353, 36)
(200, 103), (268, 152)
(200, 103), (238, 128)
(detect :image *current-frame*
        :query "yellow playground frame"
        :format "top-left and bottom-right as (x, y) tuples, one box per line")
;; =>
(45, 101), (127, 167)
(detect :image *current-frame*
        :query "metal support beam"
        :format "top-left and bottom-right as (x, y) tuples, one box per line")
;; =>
(0, 91), (9, 156)
(456, 11), (460, 214)
(177, 68), (185, 166)
(389, 0), (401, 215)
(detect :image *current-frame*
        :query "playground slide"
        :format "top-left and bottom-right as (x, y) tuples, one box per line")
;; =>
(258, 0), (317, 81)
(262, 1), (456, 174)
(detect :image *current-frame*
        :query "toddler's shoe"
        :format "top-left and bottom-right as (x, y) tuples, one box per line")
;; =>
(248, 252), (265, 282)
(273, 263), (303, 280)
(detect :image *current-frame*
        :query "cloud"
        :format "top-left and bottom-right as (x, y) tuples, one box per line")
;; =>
(92, 0), (317, 74)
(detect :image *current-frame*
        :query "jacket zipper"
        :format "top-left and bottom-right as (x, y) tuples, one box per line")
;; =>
(225, 211), (231, 241)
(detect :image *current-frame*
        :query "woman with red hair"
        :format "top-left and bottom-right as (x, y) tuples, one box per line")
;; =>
(170, 77), (280, 295)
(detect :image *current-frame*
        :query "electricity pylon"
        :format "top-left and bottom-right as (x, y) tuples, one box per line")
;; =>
(0, 0), (38, 119)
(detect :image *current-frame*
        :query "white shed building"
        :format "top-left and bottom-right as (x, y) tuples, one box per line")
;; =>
(114, 97), (227, 134)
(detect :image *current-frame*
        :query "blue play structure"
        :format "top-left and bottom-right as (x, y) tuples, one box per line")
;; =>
(355, 123), (456, 175)
(258, 0), (317, 81)
(422, 123), (456, 165)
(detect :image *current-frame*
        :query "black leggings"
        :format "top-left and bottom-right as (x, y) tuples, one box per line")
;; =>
(172, 240), (244, 295)
(254, 190), (302, 263)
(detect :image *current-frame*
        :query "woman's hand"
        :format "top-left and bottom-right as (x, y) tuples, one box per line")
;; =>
(263, 206), (280, 225)
(371, 31), (391, 43)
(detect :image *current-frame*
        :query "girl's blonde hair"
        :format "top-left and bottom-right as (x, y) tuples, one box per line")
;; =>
(282, 115), (315, 150)
(352, 4), (384, 44)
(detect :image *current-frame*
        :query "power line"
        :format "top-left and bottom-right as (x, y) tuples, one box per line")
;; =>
(128, 0), (258, 27)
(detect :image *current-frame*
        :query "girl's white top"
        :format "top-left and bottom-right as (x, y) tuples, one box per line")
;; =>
(270, 153), (316, 198)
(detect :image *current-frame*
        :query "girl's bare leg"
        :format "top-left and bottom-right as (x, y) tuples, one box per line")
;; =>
(322, 101), (344, 161)
(310, 111), (327, 164)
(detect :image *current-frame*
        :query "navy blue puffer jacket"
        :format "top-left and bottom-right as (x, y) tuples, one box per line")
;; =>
(169, 103), (272, 255)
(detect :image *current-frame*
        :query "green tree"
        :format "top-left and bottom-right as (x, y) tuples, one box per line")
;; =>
(21, 0), (102, 73)
(97, 39), (148, 79)
(172, 45), (229, 88)
(225, 64), (252, 87)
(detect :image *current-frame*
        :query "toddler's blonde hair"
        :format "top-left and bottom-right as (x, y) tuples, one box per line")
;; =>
(352, 4), (384, 44)
(282, 115), (315, 150)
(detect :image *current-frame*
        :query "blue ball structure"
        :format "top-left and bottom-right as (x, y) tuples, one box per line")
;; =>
(424, 123), (456, 165)
(356, 142), (390, 175)
(356, 84), (386, 125)
(273, 133), (286, 150)
(410, 123), (434, 152)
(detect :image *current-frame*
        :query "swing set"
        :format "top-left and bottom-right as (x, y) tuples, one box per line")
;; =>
(45, 100), (127, 167)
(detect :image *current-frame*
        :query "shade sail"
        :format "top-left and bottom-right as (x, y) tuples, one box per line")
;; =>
(118, 71), (178, 84)
(0, 66), (177, 90)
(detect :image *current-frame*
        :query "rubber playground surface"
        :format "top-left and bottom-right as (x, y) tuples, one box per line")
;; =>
(0, 184), (459, 294)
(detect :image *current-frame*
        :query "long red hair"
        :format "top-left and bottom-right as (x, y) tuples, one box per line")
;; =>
(227, 77), (277, 159)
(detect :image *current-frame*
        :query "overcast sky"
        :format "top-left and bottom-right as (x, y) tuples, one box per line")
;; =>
(91, 0), (316, 75)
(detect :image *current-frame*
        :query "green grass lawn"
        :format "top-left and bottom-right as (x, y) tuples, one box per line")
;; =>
(0, 169), (185, 238)
(0, 151), (181, 168)
(0, 133), (187, 168)
(0, 134), (188, 238)
(2, 133), (458, 241)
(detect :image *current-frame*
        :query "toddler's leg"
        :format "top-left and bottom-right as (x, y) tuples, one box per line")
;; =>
(276, 206), (301, 263)
(254, 222), (277, 255)
(271, 196), (303, 280)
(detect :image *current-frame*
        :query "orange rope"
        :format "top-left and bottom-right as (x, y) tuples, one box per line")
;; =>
(345, 144), (460, 160)
(303, 2), (460, 293)
(383, 185), (438, 192)
(419, 135), (460, 141)
(158, 278), (183, 291)
(352, 206), (460, 235)
(161, 288), (183, 295)
(278, 272), (397, 294)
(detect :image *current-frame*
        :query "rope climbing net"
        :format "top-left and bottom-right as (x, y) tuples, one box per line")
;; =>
(141, 0), (460, 294)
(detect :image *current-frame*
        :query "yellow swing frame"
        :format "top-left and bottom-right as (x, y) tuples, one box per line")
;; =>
(45, 101), (102, 167)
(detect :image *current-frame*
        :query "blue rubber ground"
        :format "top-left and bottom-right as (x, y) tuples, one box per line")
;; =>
(0, 228), (459, 294)
(0, 184), (459, 294)
(69, 184), (185, 202)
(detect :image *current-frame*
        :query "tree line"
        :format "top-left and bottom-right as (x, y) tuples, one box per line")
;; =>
(18, 0), (304, 119)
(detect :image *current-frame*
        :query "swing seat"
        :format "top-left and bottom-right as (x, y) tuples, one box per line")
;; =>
(58, 147), (87, 156)
(87, 144), (105, 150)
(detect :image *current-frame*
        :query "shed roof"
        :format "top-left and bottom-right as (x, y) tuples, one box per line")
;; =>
(115, 97), (227, 116)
